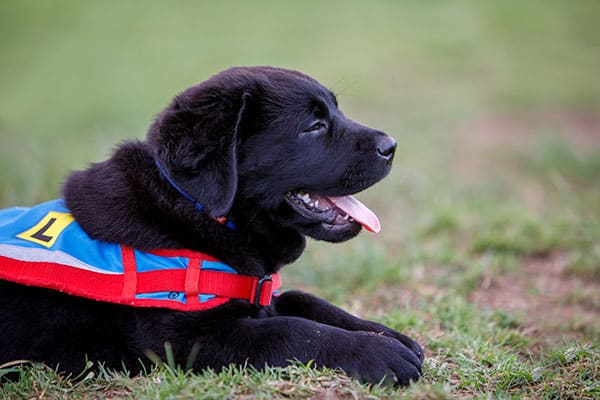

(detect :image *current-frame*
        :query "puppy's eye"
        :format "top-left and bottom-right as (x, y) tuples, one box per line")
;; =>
(304, 121), (328, 134)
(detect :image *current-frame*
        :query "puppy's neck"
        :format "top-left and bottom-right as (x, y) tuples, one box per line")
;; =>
(62, 141), (305, 275)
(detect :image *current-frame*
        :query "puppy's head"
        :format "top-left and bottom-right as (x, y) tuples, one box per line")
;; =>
(148, 67), (396, 242)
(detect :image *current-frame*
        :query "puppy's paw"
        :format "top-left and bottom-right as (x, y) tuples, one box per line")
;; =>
(382, 329), (424, 365)
(361, 322), (424, 365)
(327, 331), (422, 386)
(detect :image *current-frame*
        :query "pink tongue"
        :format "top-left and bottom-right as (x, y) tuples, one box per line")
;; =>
(327, 195), (381, 233)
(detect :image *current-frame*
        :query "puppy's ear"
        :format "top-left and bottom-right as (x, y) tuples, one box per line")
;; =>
(149, 81), (252, 217)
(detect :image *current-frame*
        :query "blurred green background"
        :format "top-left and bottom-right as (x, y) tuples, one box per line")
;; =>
(1, 1), (599, 397)
(2, 0), (598, 203)
(1, 0), (599, 308)
(2, 0), (599, 310)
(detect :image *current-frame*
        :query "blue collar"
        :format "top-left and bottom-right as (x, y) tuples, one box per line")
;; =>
(155, 159), (236, 230)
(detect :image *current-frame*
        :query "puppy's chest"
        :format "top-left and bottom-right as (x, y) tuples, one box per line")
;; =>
(0, 199), (280, 310)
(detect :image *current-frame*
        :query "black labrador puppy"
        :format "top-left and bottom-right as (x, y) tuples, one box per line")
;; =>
(0, 67), (423, 386)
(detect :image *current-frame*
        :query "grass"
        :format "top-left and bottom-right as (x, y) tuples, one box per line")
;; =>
(1, 0), (599, 398)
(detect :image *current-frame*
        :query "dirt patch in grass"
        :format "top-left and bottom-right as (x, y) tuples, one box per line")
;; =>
(461, 111), (600, 151)
(469, 252), (600, 342)
(454, 111), (600, 190)
(541, 110), (600, 150)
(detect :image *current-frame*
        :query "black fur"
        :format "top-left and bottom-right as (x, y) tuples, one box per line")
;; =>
(0, 67), (423, 386)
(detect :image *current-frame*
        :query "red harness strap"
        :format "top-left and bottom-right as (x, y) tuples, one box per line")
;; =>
(119, 246), (281, 309)
(121, 246), (137, 299)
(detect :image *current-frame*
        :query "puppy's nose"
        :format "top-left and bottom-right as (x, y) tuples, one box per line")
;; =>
(376, 135), (397, 161)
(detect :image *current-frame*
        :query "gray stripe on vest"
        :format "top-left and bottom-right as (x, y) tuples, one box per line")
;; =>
(0, 244), (120, 275)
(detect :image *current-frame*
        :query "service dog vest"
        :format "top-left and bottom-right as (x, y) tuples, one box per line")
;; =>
(0, 200), (280, 311)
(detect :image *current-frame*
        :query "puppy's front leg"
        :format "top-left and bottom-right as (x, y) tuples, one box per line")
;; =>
(272, 290), (423, 362)
(179, 316), (421, 386)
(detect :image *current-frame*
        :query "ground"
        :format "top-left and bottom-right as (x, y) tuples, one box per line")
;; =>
(470, 252), (599, 343)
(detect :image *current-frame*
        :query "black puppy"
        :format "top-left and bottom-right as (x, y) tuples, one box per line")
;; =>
(0, 67), (423, 386)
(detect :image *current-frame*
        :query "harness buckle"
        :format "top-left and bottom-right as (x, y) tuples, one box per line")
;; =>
(253, 274), (273, 306)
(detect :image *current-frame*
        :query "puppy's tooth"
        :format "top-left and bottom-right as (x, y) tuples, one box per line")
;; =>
(314, 200), (319, 207)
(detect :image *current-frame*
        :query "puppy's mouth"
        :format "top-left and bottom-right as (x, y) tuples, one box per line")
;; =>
(284, 190), (380, 233)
